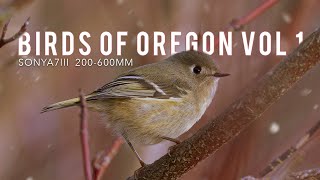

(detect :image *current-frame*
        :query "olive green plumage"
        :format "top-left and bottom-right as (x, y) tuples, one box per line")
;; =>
(42, 50), (229, 165)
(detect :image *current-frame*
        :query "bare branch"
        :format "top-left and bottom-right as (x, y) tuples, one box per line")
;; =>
(242, 168), (320, 180)
(227, 0), (280, 31)
(93, 138), (123, 180)
(259, 119), (320, 177)
(79, 90), (93, 180)
(128, 28), (320, 180)
(0, 17), (30, 48)
(212, 0), (280, 48)
(200, 0), (281, 56)
(288, 168), (320, 180)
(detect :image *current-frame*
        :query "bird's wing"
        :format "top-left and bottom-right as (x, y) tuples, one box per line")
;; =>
(86, 74), (186, 101)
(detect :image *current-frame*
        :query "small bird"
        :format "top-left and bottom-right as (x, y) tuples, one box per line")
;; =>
(41, 50), (229, 166)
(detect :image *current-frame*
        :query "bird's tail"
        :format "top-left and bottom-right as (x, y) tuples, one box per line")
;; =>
(41, 97), (80, 113)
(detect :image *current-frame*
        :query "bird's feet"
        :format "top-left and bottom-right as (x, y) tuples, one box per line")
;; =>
(139, 159), (147, 167)
(167, 144), (179, 157)
(133, 161), (148, 179)
(161, 136), (181, 144)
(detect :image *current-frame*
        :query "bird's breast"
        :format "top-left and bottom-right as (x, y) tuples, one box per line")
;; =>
(195, 78), (219, 120)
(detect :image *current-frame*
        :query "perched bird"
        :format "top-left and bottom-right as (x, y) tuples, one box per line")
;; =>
(42, 50), (229, 166)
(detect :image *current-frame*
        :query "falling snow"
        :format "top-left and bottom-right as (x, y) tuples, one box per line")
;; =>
(136, 20), (144, 28)
(314, 104), (319, 110)
(131, 36), (137, 46)
(269, 122), (280, 134)
(233, 42), (238, 48)
(203, 2), (210, 13)
(267, 71), (274, 76)
(116, 0), (124, 5)
(241, 176), (256, 180)
(10, 51), (17, 57)
(47, 144), (53, 149)
(300, 88), (312, 96)
(128, 9), (134, 15)
(26, 176), (34, 180)
(281, 12), (292, 24)
(31, 70), (41, 82)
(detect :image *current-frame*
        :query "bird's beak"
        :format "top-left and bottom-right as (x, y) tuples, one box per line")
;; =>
(213, 72), (230, 77)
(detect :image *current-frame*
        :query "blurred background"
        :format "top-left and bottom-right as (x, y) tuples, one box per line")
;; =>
(0, 0), (320, 179)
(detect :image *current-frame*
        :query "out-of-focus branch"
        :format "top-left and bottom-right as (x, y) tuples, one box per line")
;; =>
(213, 0), (280, 47)
(79, 90), (122, 180)
(9, 0), (34, 11)
(199, 0), (281, 51)
(128, 28), (320, 180)
(93, 138), (123, 180)
(288, 168), (320, 180)
(242, 168), (320, 180)
(259, 119), (320, 177)
(225, 0), (280, 31)
(79, 90), (93, 180)
(0, 17), (30, 48)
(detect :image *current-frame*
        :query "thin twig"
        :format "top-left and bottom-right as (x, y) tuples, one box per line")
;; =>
(198, 0), (281, 53)
(213, 0), (280, 47)
(259, 119), (320, 177)
(0, 17), (30, 48)
(128, 27), (320, 180)
(93, 138), (124, 180)
(227, 0), (280, 31)
(79, 90), (93, 180)
(218, 0), (280, 46)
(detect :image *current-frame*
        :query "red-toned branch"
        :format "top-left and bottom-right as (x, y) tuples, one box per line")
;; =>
(128, 27), (320, 180)
(93, 138), (123, 180)
(198, 0), (281, 51)
(227, 0), (280, 31)
(79, 90), (122, 180)
(214, 0), (280, 46)
(79, 90), (93, 180)
(213, 0), (280, 47)
(0, 17), (30, 48)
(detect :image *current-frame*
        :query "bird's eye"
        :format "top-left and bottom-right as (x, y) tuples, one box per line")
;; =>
(193, 65), (202, 74)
